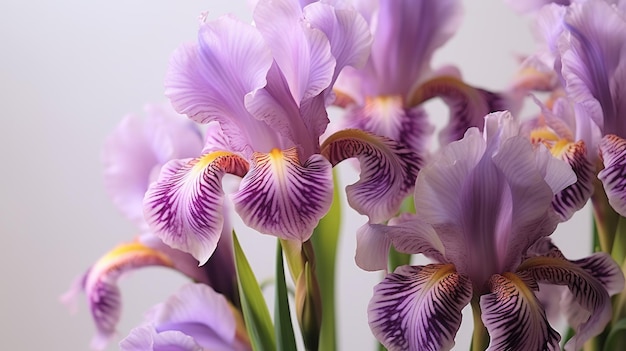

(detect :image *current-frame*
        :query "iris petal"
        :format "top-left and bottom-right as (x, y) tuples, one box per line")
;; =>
(77, 242), (174, 349)
(232, 148), (333, 242)
(517, 251), (624, 350)
(368, 264), (472, 351)
(408, 76), (512, 145)
(480, 272), (561, 351)
(550, 140), (594, 220)
(143, 152), (249, 264)
(598, 134), (626, 216)
(321, 129), (422, 223)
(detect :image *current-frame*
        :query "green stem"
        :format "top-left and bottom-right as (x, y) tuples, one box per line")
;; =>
(591, 177), (620, 253)
(470, 298), (489, 351)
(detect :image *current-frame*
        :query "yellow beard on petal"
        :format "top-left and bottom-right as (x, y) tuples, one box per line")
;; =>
(529, 127), (573, 159)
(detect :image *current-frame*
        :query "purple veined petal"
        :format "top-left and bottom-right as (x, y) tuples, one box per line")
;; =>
(165, 15), (276, 155)
(201, 122), (233, 155)
(355, 222), (393, 272)
(559, 0), (626, 137)
(369, 0), (463, 95)
(143, 151), (249, 265)
(548, 140), (594, 220)
(70, 241), (175, 350)
(598, 134), (626, 216)
(368, 264), (472, 351)
(103, 105), (203, 230)
(341, 95), (434, 155)
(480, 272), (561, 351)
(232, 148), (333, 241)
(517, 251), (624, 350)
(321, 129), (422, 223)
(408, 76), (514, 145)
(253, 0), (335, 104)
(302, 0), (372, 84)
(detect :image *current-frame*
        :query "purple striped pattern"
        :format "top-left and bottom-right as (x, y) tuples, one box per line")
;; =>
(598, 134), (626, 216)
(143, 152), (249, 264)
(232, 148), (333, 241)
(552, 140), (594, 220)
(321, 129), (421, 223)
(368, 264), (472, 351)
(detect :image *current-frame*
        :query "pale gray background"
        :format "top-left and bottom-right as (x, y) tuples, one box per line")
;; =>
(1, 1), (591, 350)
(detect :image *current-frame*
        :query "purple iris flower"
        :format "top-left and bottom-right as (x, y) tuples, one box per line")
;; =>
(365, 111), (624, 350)
(62, 104), (238, 349)
(331, 0), (516, 161)
(519, 0), (626, 216)
(145, 0), (422, 264)
(120, 283), (251, 351)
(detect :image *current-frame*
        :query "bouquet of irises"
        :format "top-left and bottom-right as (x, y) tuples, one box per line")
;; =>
(63, 0), (626, 350)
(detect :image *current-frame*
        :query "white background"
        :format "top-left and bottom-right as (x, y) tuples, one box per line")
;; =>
(1, 1), (592, 350)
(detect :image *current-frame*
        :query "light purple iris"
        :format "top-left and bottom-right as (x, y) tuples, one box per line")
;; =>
(331, 0), (516, 161)
(521, 0), (626, 216)
(145, 0), (422, 265)
(365, 111), (624, 350)
(62, 105), (238, 349)
(120, 283), (251, 351)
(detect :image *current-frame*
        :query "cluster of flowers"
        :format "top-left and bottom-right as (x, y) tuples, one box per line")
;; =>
(64, 0), (626, 350)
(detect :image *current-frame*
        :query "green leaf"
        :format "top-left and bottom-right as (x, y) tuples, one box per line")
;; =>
(275, 241), (297, 351)
(603, 318), (626, 351)
(233, 231), (276, 351)
(311, 174), (342, 351)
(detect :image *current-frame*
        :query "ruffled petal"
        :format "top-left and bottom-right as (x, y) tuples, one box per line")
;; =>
(517, 251), (624, 350)
(103, 105), (203, 230)
(165, 15), (276, 154)
(232, 148), (333, 241)
(143, 152), (249, 264)
(480, 273), (561, 351)
(408, 76), (513, 145)
(386, 213), (447, 262)
(302, 1), (372, 80)
(368, 264), (472, 351)
(369, 0), (463, 94)
(253, 0), (334, 103)
(598, 134), (626, 216)
(321, 129), (422, 223)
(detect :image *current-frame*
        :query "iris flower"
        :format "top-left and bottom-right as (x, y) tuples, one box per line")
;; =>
(331, 0), (516, 160)
(520, 0), (626, 217)
(145, 0), (421, 264)
(365, 111), (624, 350)
(120, 283), (250, 351)
(62, 105), (238, 349)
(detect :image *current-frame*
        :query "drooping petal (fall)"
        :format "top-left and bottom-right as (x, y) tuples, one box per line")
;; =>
(62, 241), (174, 350)
(480, 272), (561, 351)
(232, 148), (333, 242)
(408, 76), (513, 146)
(598, 134), (626, 216)
(121, 283), (251, 351)
(517, 251), (624, 350)
(321, 129), (422, 223)
(368, 264), (472, 351)
(143, 151), (249, 264)
(103, 104), (203, 230)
